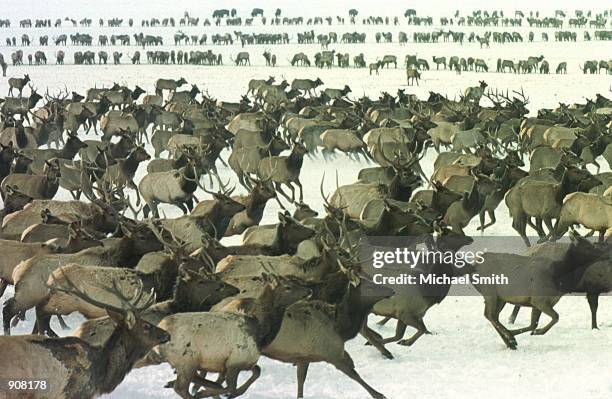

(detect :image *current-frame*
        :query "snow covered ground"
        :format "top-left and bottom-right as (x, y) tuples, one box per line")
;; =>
(0, 1), (611, 398)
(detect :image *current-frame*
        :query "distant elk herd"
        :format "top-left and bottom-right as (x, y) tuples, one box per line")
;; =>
(0, 7), (612, 78)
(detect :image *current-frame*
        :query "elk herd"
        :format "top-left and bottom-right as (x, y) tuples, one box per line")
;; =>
(0, 7), (611, 77)
(0, 6), (610, 399)
(0, 68), (609, 398)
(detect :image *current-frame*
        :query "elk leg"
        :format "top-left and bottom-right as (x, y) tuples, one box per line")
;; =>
(508, 305), (521, 324)
(189, 371), (223, 392)
(177, 202), (188, 215)
(478, 209), (496, 231)
(587, 293), (600, 329)
(531, 301), (559, 335)
(57, 315), (70, 330)
(377, 316), (392, 326)
(35, 307), (58, 337)
(0, 278), (7, 297)
(510, 308), (541, 335)
(512, 214), (530, 247)
(297, 362), (310, 398)
(380, 320), (407, 344)
(274, 182), (292, 202)
(331, 351), (386, 399)
(228, 365), (260, 398)
(398, 318), (429, 346)
(295, 179), (304, 202)
(542, 218), (555, 239)
(2, 297), (17, 335)
(172, 366), (197, 399)
(360, 324), (393, 359)
(483, 296), (517, 349)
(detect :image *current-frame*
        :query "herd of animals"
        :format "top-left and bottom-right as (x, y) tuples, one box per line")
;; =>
(0, 7), (611, 75)
(0, 6), (610, 399)
(0, 68), (610, 398)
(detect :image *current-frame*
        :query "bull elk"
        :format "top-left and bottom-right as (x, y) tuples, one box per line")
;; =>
(0, 269), (169, 399)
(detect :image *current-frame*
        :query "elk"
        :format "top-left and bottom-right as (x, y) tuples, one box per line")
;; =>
(464, 81), (488, 103)
(406, 67), (421, 85)
(0, 223), (101, 298)
(38, 248), (179, 337)
(554, 192), (612, 242)
(3, 222), (163, 335)
(319, 129), (366, 159)
(368, 230), (473, 347)
(290, 78), (323, 95)
(1, 159), (61, 201)
(146, 274), (311, 399)
(0, 269), (170, 399)
(162, 183), (246, 243)
(168, 84), (200, 104)
(100, 145), (150, 205)
(74, 265), (240, 346)
(140, 157), (201, 218)
(323, 85), (351, 101)
(257, 141), (308, 203)
(224, 178), (278, 236)
(228, 136), (289, 189)
(248, 76), (275, 95)
(239, 211), (316, 256)
(262, 267), (394, 399)
(7, 73), (30, 96)
(155, 77), (188, 97)
(23, 133), (88, 175)
(1, 194), (122, 241)
(100, 110), (140, 141)
(1, 88), (43, 122)
(466, 235), (605, 349)
(0, 185), (32, 224)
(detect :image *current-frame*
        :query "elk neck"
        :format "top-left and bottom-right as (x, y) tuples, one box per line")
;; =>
(334, 282), (382, 341)
(287, 147), (304, 170)
(249, 288), (291, 349)
(93, 326), (151, 394)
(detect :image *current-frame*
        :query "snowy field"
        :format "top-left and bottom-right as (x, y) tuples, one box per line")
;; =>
(1, 1), (612, 398)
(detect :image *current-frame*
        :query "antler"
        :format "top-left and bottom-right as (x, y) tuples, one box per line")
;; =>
(51, 266), (155, 314)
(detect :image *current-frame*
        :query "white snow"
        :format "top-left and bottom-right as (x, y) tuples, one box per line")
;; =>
(0, 1), (611, 398)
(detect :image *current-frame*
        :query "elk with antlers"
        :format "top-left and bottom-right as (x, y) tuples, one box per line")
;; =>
(0, 269), (170, 399)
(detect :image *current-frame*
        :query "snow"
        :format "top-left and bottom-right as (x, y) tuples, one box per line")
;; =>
(1, 0), (612, 398)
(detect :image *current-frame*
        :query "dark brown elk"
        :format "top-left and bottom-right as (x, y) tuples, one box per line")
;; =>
(0, 185), (33, 224)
